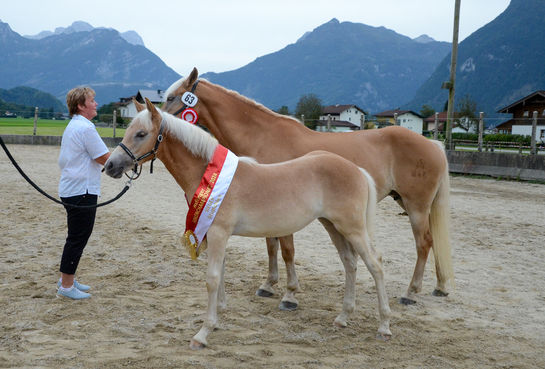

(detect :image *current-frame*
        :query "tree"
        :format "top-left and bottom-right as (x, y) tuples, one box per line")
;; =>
(295, 94), (322, 128)
(420, 104), (435, 119)
(455, 94), (478, 132)
(276, 105), (290, 115)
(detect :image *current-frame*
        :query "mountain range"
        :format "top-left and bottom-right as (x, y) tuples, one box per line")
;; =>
(24, 21), (145, 47)
(0, 20), (179, 107)
(406, 0), (545, 117)
(202, 18), (451, 113)
(0, 86), (65, 112)
(1, 0), (543, 121)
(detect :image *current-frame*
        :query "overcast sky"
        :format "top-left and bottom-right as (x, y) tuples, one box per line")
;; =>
(2, 0), (510, 76)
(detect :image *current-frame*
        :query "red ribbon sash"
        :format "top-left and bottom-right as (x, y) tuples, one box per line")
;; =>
(184, 145), (229, 246)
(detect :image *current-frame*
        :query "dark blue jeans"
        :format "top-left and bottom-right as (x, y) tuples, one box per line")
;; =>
(59, 193), (97, 275)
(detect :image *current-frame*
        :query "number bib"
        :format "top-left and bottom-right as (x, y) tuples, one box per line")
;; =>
(181, 91), (198, 107)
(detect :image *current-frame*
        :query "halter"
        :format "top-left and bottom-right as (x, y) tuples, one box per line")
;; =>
(118, 116), (166, 176)
(172, 80), (200, 118)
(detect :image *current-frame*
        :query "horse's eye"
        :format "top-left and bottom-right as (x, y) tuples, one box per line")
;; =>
(167, 96), (175, 102)
(136, 131), (147, 138)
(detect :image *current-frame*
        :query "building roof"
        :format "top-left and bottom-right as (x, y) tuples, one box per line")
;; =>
(322, 104), (366, 115)
(497, 90), (545, 114)
(136, 89), (165, 103)
(315, 119), (360, 129)
(374, 109), (422, 118)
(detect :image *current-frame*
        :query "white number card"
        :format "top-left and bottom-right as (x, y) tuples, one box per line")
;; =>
(181, 91), (198, 107)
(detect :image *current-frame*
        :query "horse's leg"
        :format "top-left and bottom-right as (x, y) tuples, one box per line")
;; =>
(346, 232), (392, 340)
(400, 203), (433, 305)
(217, 258), (227, 310)
(318, 219), (357, 327)
(278, 234), (302, 311)
(398, 170), (453, 304)
(190, 236), (228, 350)
(256, 237), (279, 298)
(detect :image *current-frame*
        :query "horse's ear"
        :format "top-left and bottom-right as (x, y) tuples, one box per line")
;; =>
(187, 67), (198, 86)
(133, 97), (145, 112)
(145, 98), (160, 123)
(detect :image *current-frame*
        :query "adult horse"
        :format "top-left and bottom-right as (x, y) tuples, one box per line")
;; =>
(104, 99), (391, 349)
(162, 68), (454, 306)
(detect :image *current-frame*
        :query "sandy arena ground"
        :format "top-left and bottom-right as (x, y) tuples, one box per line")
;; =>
(1, 144), (544, 369)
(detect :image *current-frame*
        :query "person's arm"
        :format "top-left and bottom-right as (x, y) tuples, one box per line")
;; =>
(94, 152), (111, 165)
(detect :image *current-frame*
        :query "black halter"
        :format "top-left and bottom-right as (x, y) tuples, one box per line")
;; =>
(172, 80), (200, 117)
(118, 117), (165, 175)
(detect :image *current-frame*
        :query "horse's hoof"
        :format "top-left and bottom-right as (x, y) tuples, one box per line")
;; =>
(189, 339), (206, 350)
(399, 297), (417, 305)
(432, 289), (449, 297)
(376, 332), (392, 341)
(256, 289), (274, 298)
(334, 318), (348, 328)
(278, 301), (298, 311)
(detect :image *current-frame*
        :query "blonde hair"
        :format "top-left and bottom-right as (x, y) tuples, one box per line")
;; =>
(66, 86), (96, 116)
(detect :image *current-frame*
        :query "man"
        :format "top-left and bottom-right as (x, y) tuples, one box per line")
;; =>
(56, 86), (110, 299)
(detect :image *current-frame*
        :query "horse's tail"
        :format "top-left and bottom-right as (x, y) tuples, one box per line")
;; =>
(429, 140), (455, 290)
(359, 168), (377, 242)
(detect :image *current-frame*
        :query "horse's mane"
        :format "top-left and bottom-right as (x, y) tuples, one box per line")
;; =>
(164, 76), (302, 125)
(134, 109), (218, 162)
(163, 112), (218, 161)
(205, 80), (302, 124)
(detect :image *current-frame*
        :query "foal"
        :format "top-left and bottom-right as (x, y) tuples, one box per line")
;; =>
(105, 99), (391, 349)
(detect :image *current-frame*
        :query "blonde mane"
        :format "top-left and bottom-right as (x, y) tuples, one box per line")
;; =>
(164, 76), (302, 125)
(202, 80), (302, 124)
(133, 109), (218, 161)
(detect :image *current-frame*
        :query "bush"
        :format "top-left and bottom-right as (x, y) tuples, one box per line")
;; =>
(98, 114), (127, 127)
(484, 133), (531, 144)
(451, 132), (531, 144)
(452, 132), (478, 141)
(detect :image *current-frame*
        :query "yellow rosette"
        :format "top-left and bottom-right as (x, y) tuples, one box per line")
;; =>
(182, 230), (199, 260)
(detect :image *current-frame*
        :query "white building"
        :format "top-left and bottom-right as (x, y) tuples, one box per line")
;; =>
(316, 104), (366, 132)
(374, 109), (424, 134)
(118, 89), (165, 118)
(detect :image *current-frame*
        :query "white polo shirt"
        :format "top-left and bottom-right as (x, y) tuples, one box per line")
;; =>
(58, 115), (109, 197)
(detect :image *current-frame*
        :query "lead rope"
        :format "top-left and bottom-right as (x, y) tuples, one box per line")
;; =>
(0, 136), (132, 209)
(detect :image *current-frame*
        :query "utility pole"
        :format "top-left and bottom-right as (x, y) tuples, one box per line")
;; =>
(478, 112), (484, 152)
(531, 111), (538, 155)
(33, 107), (38, 136)
(433, 112), (439, 140)
(113, 109), (117, 138)
(443, 0), (461, 150)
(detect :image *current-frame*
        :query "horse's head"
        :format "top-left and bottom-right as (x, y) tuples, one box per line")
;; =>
(105, 98), (164, 178)
(162, 67), (200, 120)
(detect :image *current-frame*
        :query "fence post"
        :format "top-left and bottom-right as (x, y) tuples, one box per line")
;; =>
(531, 111), (537, 155)
(433, 112), (439, 140)
(33, 107), (38, 136)
(327, 114), (332, 132)
(478, 112), (484, 152)
(113, 109), (117, 138)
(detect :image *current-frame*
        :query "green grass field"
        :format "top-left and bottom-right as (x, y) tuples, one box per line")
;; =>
(0, 117), (126, 137)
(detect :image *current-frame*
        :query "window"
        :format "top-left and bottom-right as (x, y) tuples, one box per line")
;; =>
(523, 111), (529, 117)
(540, 129), (545, 139)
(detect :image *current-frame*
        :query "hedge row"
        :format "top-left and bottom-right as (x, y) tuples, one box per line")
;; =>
(451, 132), (532, 144)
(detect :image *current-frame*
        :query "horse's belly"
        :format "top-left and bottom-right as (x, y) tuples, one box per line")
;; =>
(233, 208), (319, 238)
